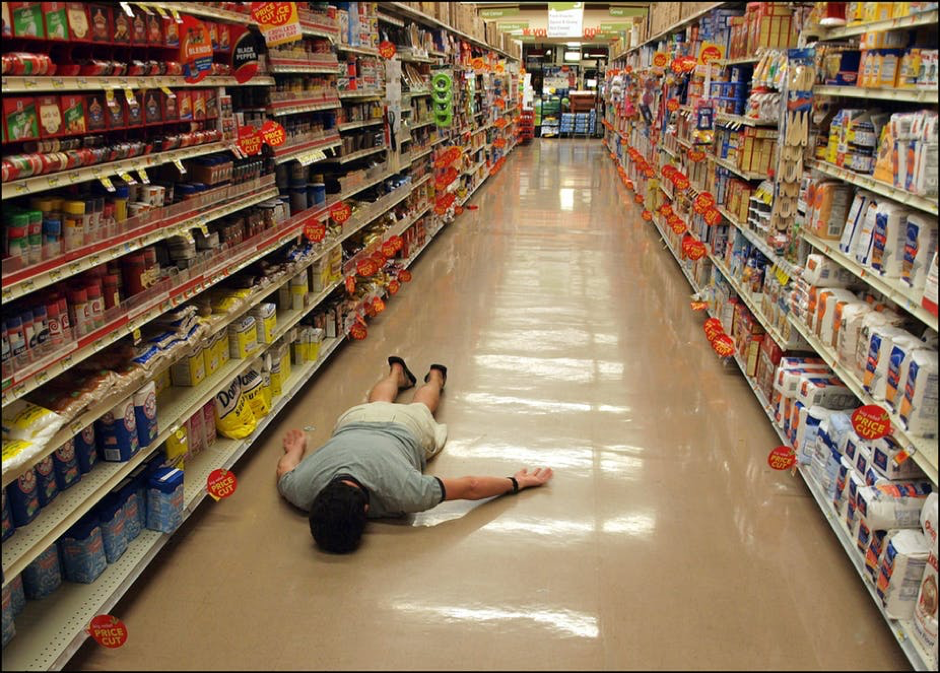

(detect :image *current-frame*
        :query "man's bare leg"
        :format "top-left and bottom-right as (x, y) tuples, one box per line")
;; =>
(367, 362), (409, 403)
(277, 428), (307, 479)
(412, 369), (444, 416)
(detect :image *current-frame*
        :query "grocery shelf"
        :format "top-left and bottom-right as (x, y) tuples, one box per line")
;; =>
(148, 2), (251, 24)
(336, 144), (388, 164)
(712, 56), (761, 66)
(2, 179), (278, 301)
(269, 60), (342, 74)
(1, 141), (231, 200)
(0, 75), (275, 93)
(338, 119), (385, 131)
(411, 145), (434, 161)
(383, 2), (515, 61)
(273, 135), (343, 165)
(338, 89), (386, 99)
(817, 9), (938, 39)
(786, 317), (938, 485)
(267, 97), (342, 116)
(814, 85), (938, 104)
(717, 204), (801, 280)
(802, 232), (938, 332)
(612, 2), (722, 60)
(796, 463), (934, 671)
(0, 329), (348, 672)
(399, 53), (435, 63)
(807, 159), (938, 216)
(385, 202), (432, 241)
(406, 89), (432, 97)
(299, 20), (340, 40)
(715, 112), (778, 128)
(334, 44), (380, 56)
(709, 154), (769, 181)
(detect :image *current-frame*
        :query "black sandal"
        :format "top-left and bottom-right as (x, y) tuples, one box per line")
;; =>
(424, 364), (448, 389)
(388, 356), (417, 389)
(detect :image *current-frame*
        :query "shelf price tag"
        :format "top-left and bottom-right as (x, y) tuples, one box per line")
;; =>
(87, 615), (128, 648)
(207, 468), (238, 501)
(98, 176), (116, 192)
(173, 159), (186, 174)
(119, 171), (137, 186)
(137, 168), (150, 184)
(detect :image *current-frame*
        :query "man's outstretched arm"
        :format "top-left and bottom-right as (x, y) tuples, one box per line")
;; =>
(440, 467), (553, 501)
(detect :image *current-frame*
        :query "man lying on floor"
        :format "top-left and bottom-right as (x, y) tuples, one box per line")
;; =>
(276, 356), (554, 553)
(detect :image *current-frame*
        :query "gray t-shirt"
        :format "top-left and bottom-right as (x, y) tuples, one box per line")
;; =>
(277, 421), (445, 518)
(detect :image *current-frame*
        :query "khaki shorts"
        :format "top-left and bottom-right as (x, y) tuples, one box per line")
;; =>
(334, 402), (447, 461)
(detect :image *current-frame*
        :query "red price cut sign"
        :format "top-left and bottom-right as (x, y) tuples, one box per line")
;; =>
(666, 99), (680, 112)
(687, 149), (706, 163)
(700, 45), (722, 65)
(260, 120), (286, 147)
(373, 297), (385, 314)
(471, 57), (484, 71)
(304, 220), (326, 243)
(388, 279), (401, 295)
(378, 40), (396, 59)
(350, 324), (368, 340)
(495, 118), (508, 129)
(330, 201), (351, 224)
(661, 165), (677, 180)
(345, 275), (356, 294)
(434, 147), (462, 168)
(237, 125), (263, 156)
(371, 251), (386, 267)
(690, 301), (708, 311)
(357, 258), (378, 277)
(670, 59), (684, 74)
(634, 194), (644, 204)
(87, 615), (128, 648)
(494, 138), (506, 149)
(381, 240), (397, 259)
(625, 180), (634, 191)
(496, 63), (505, 73)
(703, 207), (722, 226)
(679, 56), (697, 73)
(660, 203), (673, 216)
(693, 191), (716, 211)
(495, 98), (506, 109)
(687, 241), (707, 261)
(703, 318), (724, 342)
(207, 468), (237, 501)
(851, 404), (891, 441)
(455, 205), (465, 215)
(768, 446), (797, 471)
(641, 210), (652, 221)
(399, 269), (412, 283)
(390, 235), (403, 252)
(712, 333), (736, 358)
(652, 52), (669, 68)
(624, 65), (634, 74)
(251, 2), (293, 25)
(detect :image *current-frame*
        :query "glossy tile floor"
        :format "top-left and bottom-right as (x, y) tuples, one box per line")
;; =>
(68, 139), (910, 671)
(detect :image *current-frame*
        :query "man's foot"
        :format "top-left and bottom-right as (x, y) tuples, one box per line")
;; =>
(424, 364), (447, 390)
(388, 356), (417, 389)
(283, 428), (307, 457)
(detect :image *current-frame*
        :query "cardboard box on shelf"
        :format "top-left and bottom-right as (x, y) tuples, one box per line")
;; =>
(681, 2), (718, 20)
(419, 2), (435, 17)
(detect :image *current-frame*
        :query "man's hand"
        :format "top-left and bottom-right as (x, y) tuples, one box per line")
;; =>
(514, 467), (553, 491)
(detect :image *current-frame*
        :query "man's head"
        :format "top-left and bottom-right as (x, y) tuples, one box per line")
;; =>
(308, 478), (369, 553)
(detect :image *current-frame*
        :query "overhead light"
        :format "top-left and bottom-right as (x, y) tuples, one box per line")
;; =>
(566, 42), (581, 47)
(564, 51), (581, 62)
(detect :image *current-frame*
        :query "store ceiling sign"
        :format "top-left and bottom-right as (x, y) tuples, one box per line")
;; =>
(251, 2), (302, 47)
(480, 8), (519, 19)
(609, 6), (649, 17)
(547, 2), (584, 38)
(497, 21), (529, 32)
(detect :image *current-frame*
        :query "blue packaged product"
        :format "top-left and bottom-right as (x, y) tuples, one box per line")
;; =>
(129, 464), (149, 529)
(7, 471), (40, 527)
(147, 467), (184, 533)
(74, 425), (98, 473)
(59, 514), (108, 584)
(1, 488), (13, 541)
(97, 493), (128, 564)
(133, 381), (158, 450)
(52, 437), (81, 490)
(1, 583), (13, 649)
(95, 398), (140, 462)
(22, 543), (62, 599)
(34, 456), (59, 507)
(9, 574), (25, 615)
(117, 478), (142, 542)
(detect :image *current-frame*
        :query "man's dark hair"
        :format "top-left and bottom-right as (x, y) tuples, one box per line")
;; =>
(309, 480), (369, 553)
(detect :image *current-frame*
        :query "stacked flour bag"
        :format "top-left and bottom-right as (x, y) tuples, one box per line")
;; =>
(911, 493), (938, 670)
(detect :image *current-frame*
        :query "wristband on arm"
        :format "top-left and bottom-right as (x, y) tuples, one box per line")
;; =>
(507, 476), (519, 494)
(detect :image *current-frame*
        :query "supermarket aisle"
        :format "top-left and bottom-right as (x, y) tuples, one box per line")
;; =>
(69, 140), (909, 671)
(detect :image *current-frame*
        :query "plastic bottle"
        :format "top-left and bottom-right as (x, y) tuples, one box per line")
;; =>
(1, 321), (12, 379)
(103, 274), (121, 310)
(111, 186), (129, 225)
(85, 281), (105, 329)
(7, 316), (29, 369)
(32, 305), (50, 355)
(6, 212), (30, 262)
(56, 293), (73, 343)
(93, 197), (105, 238)
(68, 288), (89, 338)
(63, 200), (85, 251)
(21, 310), (37, 360)
(84, 198), (98, 244)
(46, 298), (63, 348)
(101, 203), (115, 237)
(42, 218), (62, 260)
(26, 209), (42, 265)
